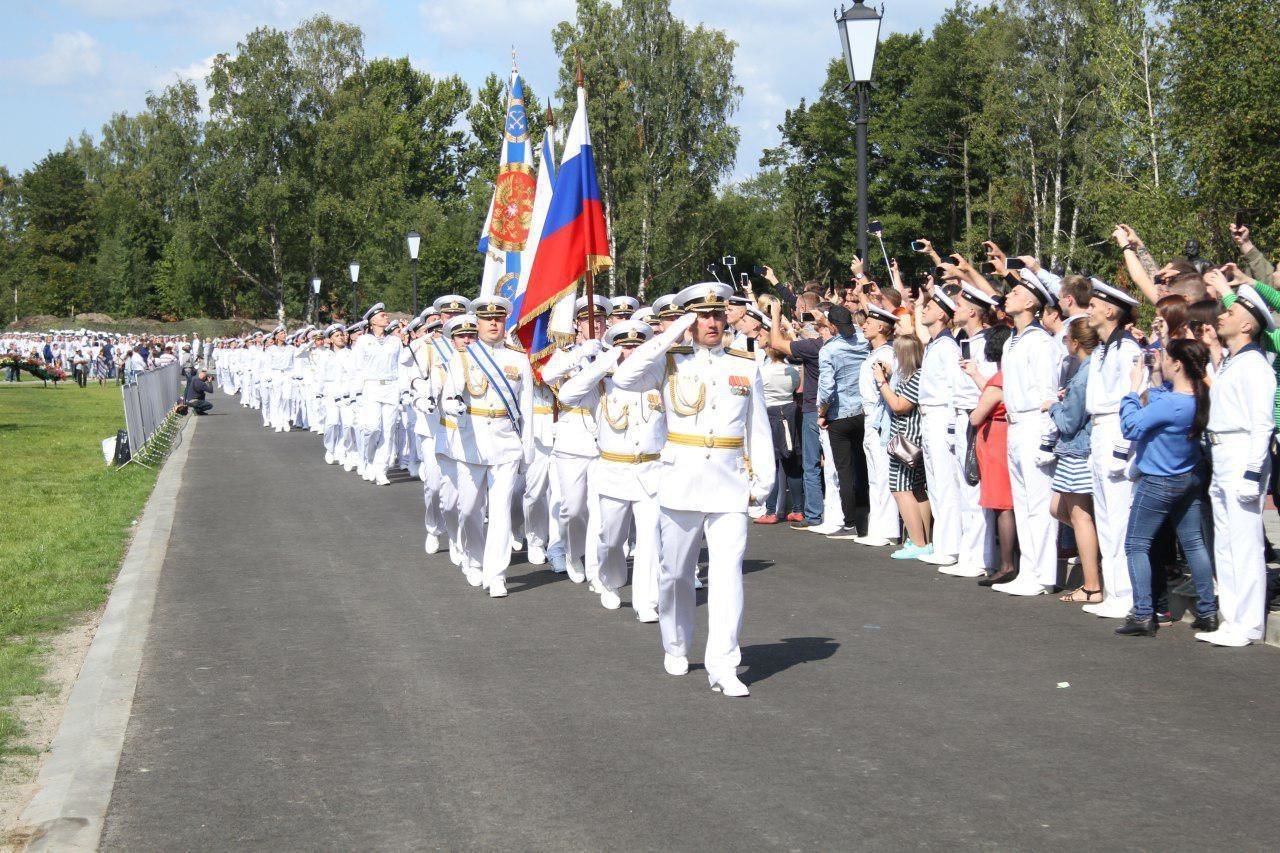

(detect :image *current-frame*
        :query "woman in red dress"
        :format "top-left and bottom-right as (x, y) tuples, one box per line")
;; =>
(965, 326), (1016, 585)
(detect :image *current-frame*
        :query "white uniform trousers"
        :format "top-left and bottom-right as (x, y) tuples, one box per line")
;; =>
(554, 453), (594, 570)
(260, 380), (273, 426)
(1008, 420), (1057, 586)
(658, 509), (747, 682)
(819, 429), (844, 529)
(584, 472), (602, 584)
(419, 445), (444, 538)
(437, 455), (463, 564)
(954, 412), (995, 570)
(920, 406), (961, 557)
(863, 422), (899, 540)
(598, 494), (660, 615)
(522, 442), (553, 549)
(456, 459), (520, 585)
(1089, 416), (1135, 610)
(1210, 438), (1270, 640)
(270, 375), (291, 430)
(359, 398), (399, 477)
(322, 397), (343, 457)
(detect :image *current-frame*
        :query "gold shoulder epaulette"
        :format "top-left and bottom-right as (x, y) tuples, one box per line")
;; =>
(726, 347), (753, 359)
(669, 345), (693, 354)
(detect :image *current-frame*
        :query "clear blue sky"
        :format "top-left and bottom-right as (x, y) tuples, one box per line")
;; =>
(0, 0), (952, 181)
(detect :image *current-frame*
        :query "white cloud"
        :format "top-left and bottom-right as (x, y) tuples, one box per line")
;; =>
(8, 31), (104, 87)
(419, 0), (574, 45)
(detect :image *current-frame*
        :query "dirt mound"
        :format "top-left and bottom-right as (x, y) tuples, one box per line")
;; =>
(74, 313), (115, 325)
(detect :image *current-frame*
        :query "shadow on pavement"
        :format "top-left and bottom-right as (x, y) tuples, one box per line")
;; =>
(741, 636), (839, 685)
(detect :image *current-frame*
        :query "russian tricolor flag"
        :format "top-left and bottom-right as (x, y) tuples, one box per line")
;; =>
(514, 84), (611, 345)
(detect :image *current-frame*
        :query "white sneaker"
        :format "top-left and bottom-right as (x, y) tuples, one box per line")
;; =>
(424, 533), (441, 555)
(324, 452), (335, 465)
(1195, 628), (1250, 647)
(488, 579), (508, 598)
(510, 536), (523, 552)
(527, 543), (546, 565)
(587, 580), (602, 594)
(939, 563), (988, 578)
(463, 567), (483, 587)
(343, 460), (356, 472)
(710, 674), (750, 697)
(600, 589), (622, 610)
(918, 552), (958, 566)
(448, 540), (462, 566)
(992, 578), (1051, 596)
(1082, 598), (1131, 619)
(373, 472), (390, 486)
(663, 654), (689, 676)
(853, 535), (891, 547)
(567, 565), (586, 583)
(635, 607), (659, 623)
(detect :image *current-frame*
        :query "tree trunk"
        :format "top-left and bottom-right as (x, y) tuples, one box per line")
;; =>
(1140, 31), (1160, 189)
(962, 134), (973, 235)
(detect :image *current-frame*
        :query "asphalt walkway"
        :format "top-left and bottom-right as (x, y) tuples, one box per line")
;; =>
(102, 391), (1280, 850)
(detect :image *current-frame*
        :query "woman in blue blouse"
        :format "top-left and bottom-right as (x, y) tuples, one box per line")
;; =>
(1115, 339), (1215, 637)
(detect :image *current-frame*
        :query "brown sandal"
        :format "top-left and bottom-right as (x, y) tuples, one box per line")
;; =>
(1059, 587), (1102, 603)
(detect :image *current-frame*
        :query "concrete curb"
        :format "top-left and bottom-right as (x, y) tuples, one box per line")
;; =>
(18, 415), (198, 851)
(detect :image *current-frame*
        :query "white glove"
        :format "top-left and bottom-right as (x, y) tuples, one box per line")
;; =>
(1035, 429), (1059, 467)
(418, 395), (437, 414)
(749, 479), (771, 505)
(1237, 480), (1263, 505)
(579, 339), (603, 359)
(657, 310), (698, 347)
(442, 396), (465, 416)
(1107, 441), (1131, 480)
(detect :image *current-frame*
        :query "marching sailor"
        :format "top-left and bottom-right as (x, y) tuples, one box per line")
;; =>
(612, 282), (774, 697)
(557, 320), (665, 621)
(351, 303), (403, 485)
(407, 315), (451, 555)
(440, 296), (534, 597)
(542, 294), (611, 583)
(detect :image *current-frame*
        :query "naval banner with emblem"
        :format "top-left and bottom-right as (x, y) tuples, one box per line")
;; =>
(478, 69), (536, 301)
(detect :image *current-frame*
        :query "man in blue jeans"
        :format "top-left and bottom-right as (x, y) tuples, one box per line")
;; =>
(768, 299), (832, 527)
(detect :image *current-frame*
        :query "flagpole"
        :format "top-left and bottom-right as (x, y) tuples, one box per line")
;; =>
(576, 56), (597, 336)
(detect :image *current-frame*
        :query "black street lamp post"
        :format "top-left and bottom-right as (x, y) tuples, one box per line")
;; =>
(406, 230), (421, 315)
(348, 261), (360, 321)
(836, 0), (883, 263)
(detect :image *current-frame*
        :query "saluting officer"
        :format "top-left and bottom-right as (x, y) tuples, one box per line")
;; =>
(612, 282), (774, 698)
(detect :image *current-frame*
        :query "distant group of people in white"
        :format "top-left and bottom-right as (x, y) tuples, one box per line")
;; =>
(2, 329), (209, 386)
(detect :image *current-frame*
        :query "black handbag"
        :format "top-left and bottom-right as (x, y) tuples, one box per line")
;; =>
(963, 423), (981, 486)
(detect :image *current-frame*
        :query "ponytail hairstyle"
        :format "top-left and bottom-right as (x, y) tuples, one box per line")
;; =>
(1165, 338), (1210, 437)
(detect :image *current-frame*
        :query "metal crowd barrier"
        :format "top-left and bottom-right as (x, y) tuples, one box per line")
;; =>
(118, 362), (184, 469)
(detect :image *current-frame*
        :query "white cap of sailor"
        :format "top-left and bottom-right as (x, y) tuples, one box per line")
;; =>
(632, 306), (658, 326)
(325, 323), (345, 337)
(674, 281), (734, 313)
(471, 295), (513, 319)
(609, 295), (640, 317)
(652, 293), (681, 319)
(444, 313), (480, 337)
(605, 319), (653, 347)
(930, 288), (959, 317)
(1090, 277), (1139, 316)
(866, 304), (898, 327)
(959, 282), (999, 310)
(361, 302), (386, 322)
(575, 293), (613, 319)
(1014, 269), (1057, 309)
(1235, 283), (1277, 332)
(432, 294), (471, 316)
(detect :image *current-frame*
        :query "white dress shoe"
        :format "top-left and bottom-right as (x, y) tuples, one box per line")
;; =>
(992, 578), (1051, 596)
(635, 607), (659, 623)
(566, 565), (586, 583)
(527, 543), (546, 565)
(710, 674), (750, 697)
(918, 552), (958, 566)
(808, 524), (842, 535)
(587, 580), (602, 594)
(853, 535), (891, 547)
(1082, 598), (1131, 619)
(693, 575), (704, 590)
(448, 540), (462, 566)
(663, 654), (689, 676)
(424, 533), (441, 555)
(343, 460), (356, 472)
(373, 472), (391, 486)
(488, 579), (508, 598)
(939, 563), (988, 578)
(1195, 628), (1250, 647)
(324, 452), (335, 465)
(510, 536), (523, 552)
(600, 589), (622, 610)
(463, 567), (484, 587)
